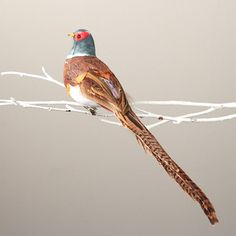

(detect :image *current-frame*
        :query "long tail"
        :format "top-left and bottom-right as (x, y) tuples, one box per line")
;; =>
(116, 108), (218, 224)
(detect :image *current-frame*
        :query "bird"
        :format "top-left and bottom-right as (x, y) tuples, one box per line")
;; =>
(64, 29), (218, 224)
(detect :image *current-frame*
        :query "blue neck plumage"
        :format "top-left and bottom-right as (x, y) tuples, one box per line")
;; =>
(67, 36), (96, 58)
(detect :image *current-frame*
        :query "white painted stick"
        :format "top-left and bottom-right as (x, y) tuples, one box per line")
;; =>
(1, 68), (236, 129)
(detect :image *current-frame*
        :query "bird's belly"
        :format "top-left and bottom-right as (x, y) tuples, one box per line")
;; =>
(69, 85), (98, 107)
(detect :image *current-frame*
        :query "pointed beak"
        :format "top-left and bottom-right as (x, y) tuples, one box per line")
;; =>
(67, 33), (75, 38)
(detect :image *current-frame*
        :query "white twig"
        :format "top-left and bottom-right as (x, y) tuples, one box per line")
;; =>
(1, 67), (64, 87)
(1, 68), (236, 129)
(135, 100), (236, 108)
(146, 107), (218, 129)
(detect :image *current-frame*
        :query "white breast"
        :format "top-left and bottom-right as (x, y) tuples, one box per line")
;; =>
(69, 85), (97, 107)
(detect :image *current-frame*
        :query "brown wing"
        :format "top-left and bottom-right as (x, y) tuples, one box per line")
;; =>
(79, 71), (129, 113)
(64, 56), (120, 87)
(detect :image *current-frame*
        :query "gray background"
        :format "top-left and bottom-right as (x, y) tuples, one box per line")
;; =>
(0, 0), (236, 235)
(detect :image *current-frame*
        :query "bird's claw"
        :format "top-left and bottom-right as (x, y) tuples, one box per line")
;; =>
(84, 106), (97, 115)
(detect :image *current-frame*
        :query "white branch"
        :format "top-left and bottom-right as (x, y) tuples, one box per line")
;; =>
(1, 68), (236, 129)
(1, 67), (64, 87)
(135, 100), (236, 108)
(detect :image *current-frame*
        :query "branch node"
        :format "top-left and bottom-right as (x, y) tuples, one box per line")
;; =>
(10, 97), (19, 106)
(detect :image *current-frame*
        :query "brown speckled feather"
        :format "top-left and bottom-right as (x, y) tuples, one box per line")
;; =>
(64, 56), (218, 224)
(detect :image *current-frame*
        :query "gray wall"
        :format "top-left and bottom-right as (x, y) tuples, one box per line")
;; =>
(0, 0), (236, 235)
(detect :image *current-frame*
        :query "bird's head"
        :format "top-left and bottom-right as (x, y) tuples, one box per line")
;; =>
(67, 29), (96, 58)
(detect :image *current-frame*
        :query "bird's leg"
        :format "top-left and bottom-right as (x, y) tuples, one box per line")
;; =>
(84, 106), (97, 115)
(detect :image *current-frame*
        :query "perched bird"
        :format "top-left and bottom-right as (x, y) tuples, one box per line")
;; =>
(64, 29), (218, 224)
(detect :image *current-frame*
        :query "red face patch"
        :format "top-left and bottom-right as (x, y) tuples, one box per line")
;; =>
(74, 31), (90, 42)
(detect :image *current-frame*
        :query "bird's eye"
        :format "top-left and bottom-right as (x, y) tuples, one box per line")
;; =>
(74, 31), (90, 42)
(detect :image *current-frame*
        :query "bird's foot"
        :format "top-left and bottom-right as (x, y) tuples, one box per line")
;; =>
(84, 106), (97, 116)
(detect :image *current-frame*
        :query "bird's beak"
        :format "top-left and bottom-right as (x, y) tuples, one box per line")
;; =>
(67, 33), (75, 38)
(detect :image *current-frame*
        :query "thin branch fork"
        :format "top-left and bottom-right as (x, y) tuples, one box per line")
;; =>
(1, 67), (236, 129)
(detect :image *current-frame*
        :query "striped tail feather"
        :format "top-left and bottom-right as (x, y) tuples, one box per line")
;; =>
(116, 108), (218, 224)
